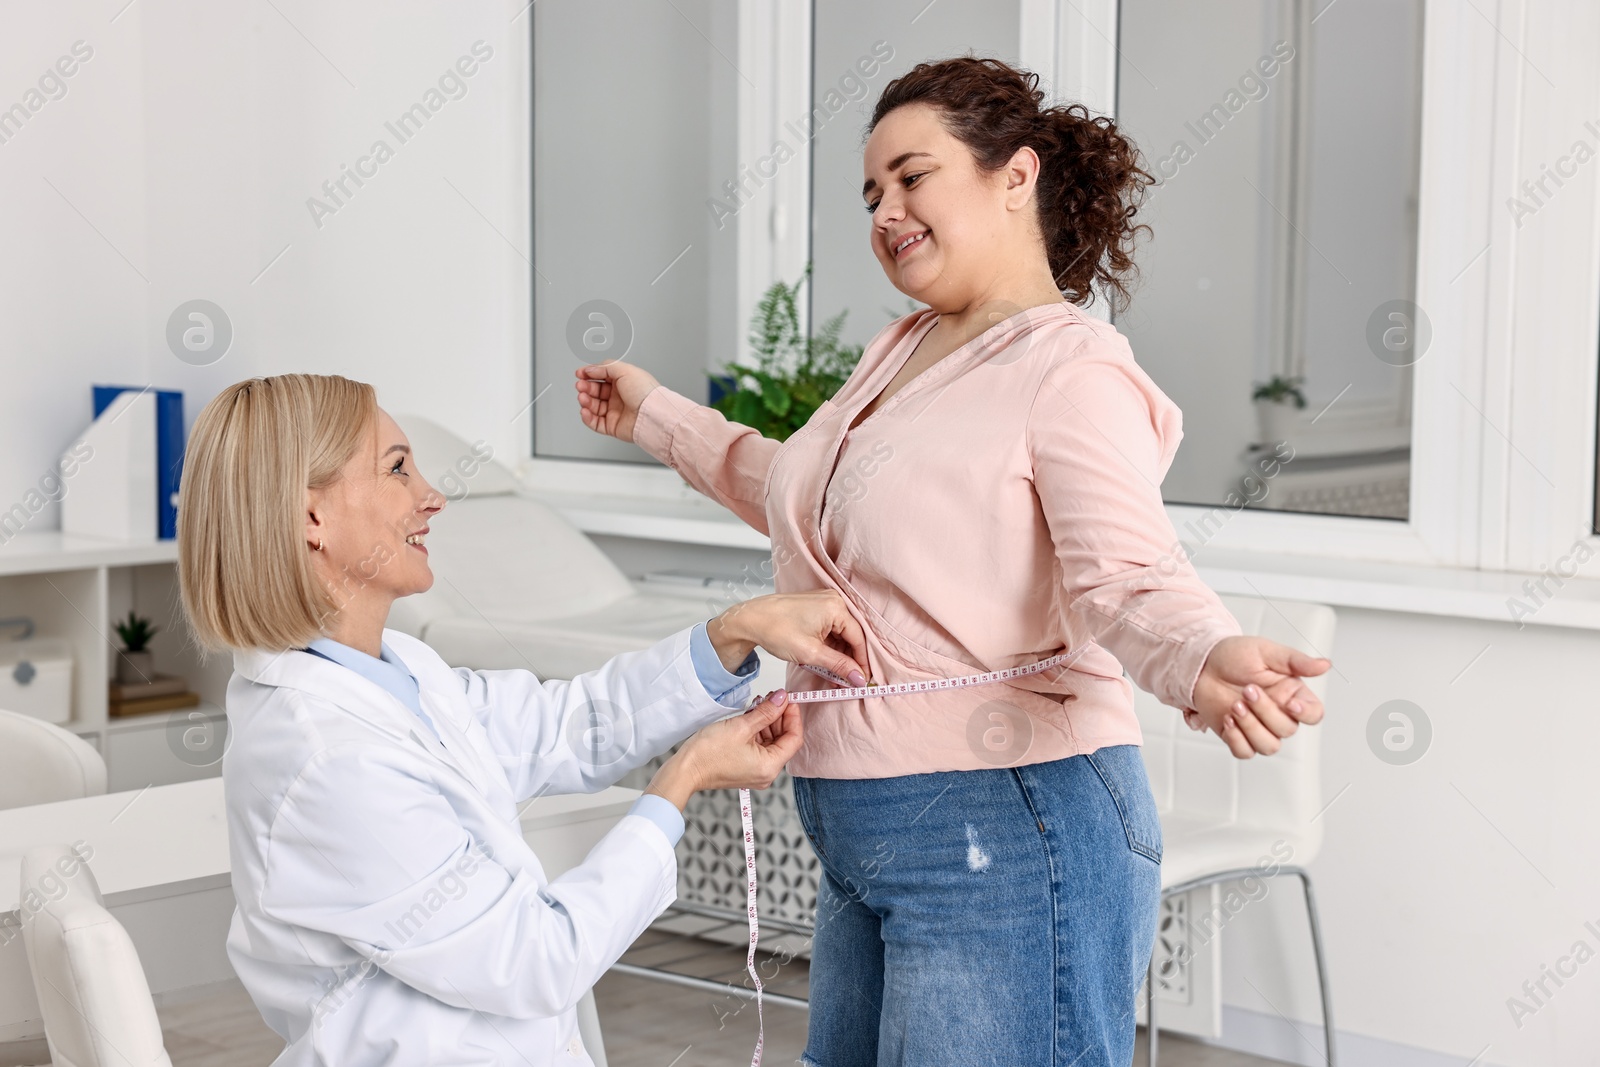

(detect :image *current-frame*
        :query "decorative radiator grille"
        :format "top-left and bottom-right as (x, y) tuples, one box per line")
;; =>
(619, 761), (822, 928)
(1153, 892), (1192, 1001)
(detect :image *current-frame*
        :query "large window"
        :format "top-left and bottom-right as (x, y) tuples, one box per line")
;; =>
(532, 0), (1430, 518)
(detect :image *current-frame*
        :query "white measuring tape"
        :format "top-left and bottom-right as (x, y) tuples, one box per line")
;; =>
(736, 787), (764, 1067)
(734, 646), (1089, 1065)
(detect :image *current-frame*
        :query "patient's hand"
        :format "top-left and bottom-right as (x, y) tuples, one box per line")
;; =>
(1187, 635), (1330, 759)
(711, 591), (871, 688)
(574, 362), (662, 443)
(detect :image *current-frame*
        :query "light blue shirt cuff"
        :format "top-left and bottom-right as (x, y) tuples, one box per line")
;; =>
(629, 793), (686, 847)
(689, 621), (760, 707)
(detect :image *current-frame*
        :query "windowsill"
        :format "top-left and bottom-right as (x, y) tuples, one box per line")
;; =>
(519, 458), (1600, 632)
(519, 457), (770, 550)
(527, 486), (770, 550)
(1181, 545), (1589, 630)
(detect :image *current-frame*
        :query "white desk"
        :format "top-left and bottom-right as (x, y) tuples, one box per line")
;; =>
(0, 777), (640, 1042)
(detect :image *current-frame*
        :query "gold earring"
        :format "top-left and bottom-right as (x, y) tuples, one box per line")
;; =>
(315, 537), (324, 552)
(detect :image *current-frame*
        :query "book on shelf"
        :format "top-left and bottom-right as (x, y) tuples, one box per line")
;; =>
(108, 674), (188, 701)
(109, 691), (200, 718)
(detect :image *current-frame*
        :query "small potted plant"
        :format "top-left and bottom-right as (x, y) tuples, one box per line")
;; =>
(1251, 374), (1307, 445)
(113, 610), (158, 685)
(708, 265), (865, 442)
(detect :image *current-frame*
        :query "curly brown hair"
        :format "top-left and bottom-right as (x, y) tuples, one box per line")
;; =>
(869, 56), (1154, 312)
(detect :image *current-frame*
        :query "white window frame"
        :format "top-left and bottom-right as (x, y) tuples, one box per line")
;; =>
(730, 0), (813, 362)
(1020, 0), (1600, 575)
(1499, 0), (1600, 578)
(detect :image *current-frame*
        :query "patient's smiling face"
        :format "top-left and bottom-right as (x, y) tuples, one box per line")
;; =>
(306, 409), (444, 616)
(863, 102), (1025, 309)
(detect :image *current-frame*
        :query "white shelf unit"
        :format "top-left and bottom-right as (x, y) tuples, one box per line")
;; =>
(0, 533), (233, 792)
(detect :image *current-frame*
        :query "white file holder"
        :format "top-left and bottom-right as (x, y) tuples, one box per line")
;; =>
(60, 389), (157, 541)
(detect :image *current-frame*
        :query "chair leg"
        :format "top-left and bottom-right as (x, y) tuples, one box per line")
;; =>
(1145, 945), (1159, 1067)
(1294, 871), (1337, 1066)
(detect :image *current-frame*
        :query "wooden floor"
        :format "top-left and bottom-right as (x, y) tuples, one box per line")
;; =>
(591, 969), (1290, 1067)
(592, 928), (1288, 1067)
(0, 933), (1288, 1067)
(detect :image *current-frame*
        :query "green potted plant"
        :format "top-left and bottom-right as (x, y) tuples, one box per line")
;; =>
(1251, 374), (1307, 445)
(708, 265), (865, 441)
(113, 610), (158, 685)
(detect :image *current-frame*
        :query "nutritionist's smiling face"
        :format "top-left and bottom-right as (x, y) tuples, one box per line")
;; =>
(307, 409), (444, 609)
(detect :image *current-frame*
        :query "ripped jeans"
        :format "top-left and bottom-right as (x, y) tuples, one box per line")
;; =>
(792, 746), (1162, 1067)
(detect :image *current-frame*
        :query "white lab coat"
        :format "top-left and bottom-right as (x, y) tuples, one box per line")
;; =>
(222, 626), (739, 1066)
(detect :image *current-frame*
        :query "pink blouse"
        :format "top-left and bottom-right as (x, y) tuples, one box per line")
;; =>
(633, 301), (1241, 779)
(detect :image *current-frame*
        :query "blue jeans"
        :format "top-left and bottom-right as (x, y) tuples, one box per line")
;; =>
(793, 746), (1162, 1067)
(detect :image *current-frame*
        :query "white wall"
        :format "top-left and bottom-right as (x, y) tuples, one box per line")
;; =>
(1, 4), (147, 534)
(0, 0), (532, 537)
(1200, 599), (1600, 1066)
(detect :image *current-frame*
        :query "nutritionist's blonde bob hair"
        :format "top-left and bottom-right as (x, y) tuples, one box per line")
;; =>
(178, 374), (378, 652)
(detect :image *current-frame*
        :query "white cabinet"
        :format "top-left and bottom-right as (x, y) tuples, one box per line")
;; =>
(0, 533), (231, 791)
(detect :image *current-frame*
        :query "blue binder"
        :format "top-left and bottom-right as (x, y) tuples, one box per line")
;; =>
(92, 387), (184, 540)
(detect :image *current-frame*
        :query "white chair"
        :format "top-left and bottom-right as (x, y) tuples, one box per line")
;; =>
(18, 844), (172, 1067)
(0, 711), (106, 809)
(1136, 593), (1338, 1066)
(389, 415), (749, 682)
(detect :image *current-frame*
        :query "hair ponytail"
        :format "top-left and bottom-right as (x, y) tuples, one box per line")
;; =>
(868, 56), (1154, 312)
